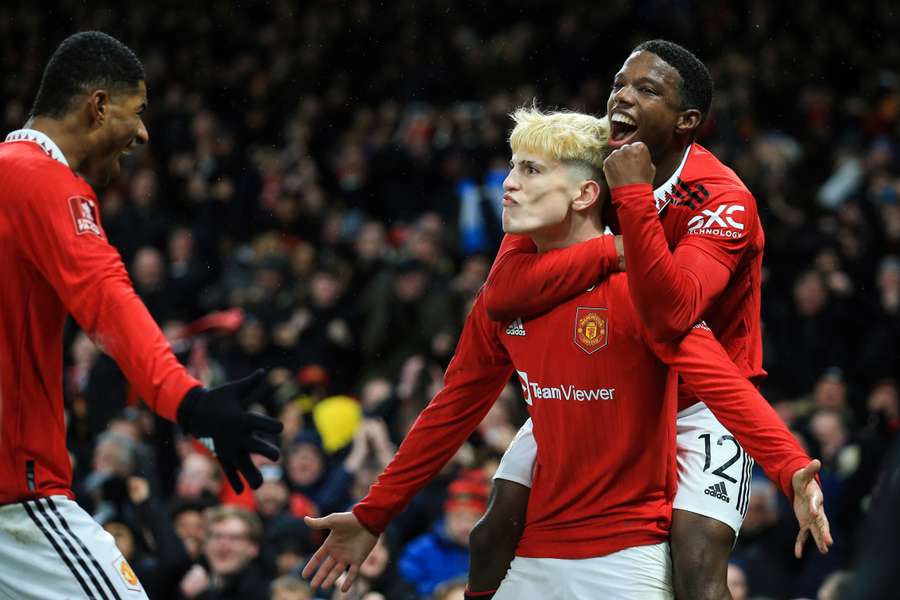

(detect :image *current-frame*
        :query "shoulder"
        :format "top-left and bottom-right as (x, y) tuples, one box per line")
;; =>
(666, 145), (758, 236)
(681, 144), (756, 208)
(0, 142), (92, 203)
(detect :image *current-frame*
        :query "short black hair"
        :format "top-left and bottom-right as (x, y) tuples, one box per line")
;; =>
(633, 39), (712, 121)
(30, 31), (144, 118)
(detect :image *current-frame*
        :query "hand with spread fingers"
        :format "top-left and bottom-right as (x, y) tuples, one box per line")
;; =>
(302, 512), (377, 592)
(176, 369), (284, 493)
(791, 459), (834, 558)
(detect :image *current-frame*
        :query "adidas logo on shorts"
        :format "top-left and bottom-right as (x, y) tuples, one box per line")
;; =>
(704, 481), (730, 503)
(506, 318), (526, 336)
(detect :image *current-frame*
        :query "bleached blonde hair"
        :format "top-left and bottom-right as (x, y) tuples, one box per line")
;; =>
(508, 107), (610, 178)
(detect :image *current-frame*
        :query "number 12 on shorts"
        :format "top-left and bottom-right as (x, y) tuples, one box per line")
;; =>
(698, 433), (742, 483)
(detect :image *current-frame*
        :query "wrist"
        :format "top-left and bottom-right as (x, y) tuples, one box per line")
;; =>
(176, 386), (204, 433)
(609, 183), (654, 208)
(464, 586), (497, 599)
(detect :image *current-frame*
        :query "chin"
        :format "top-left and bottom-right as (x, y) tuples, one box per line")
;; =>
(502, 215), (524, 234)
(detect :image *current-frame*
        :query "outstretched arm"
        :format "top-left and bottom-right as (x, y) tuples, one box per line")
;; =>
(17, 184), (281, 491)
(482, 233), (622, 321)
(15, 183), (199, 419)
(650, 324), (832, 555)
(304, 296), (514, 591)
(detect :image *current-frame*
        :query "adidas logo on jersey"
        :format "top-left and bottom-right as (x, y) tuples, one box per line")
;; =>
(506, 318), (526, 336)
(704, 482), (730, 503)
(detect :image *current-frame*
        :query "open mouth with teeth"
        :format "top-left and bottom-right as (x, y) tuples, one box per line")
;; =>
(609, 113), (639, 148)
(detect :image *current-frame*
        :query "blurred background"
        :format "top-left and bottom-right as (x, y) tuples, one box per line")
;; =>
(2, 1), (899, 599)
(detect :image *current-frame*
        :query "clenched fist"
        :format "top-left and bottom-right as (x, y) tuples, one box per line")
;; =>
(603, 142), (655, 189)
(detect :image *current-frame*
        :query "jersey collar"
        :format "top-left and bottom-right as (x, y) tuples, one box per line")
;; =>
(653, 145), (691, 214)
(5, 128), (70, 167)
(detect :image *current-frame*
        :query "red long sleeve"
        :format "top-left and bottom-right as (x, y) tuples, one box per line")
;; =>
(482, 234), (619, 321)
(354, 296), (513, 534)
(648, 323), (809, 501)
(17, 170), (199, 421)
(611, 184), (732, 342)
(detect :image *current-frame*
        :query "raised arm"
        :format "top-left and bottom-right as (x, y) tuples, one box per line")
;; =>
(605, 144), (748, 341)
(482, 233), (622, 321)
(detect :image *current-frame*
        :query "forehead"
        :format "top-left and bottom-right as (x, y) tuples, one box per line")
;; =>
(212, 516), (248, 532)
(510, 149), (558, 166)
(616, 51), (681, 90)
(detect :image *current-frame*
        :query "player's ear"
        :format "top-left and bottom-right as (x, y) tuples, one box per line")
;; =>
(87, 89), (109, 127)
(572, 179), (601, 212)
(676, 109), (701, 136)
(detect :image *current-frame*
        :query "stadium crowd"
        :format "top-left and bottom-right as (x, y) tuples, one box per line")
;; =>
(2, 1), (898, 598)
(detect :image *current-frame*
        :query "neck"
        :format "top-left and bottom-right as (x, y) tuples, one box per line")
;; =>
(24, 115), (88, 171)
(652, 141), (691, 189)
(531, 211), (605, 252)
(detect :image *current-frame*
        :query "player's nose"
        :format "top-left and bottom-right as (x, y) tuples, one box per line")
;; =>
(136, 119), (149, 145)
(502, 170), (518, 191)
(611, 84), (635, 106)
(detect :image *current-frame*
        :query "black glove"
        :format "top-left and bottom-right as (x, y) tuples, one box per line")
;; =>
(177, 370), (283, 493)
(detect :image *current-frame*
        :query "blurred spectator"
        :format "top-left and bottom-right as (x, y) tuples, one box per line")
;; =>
(101, 477), (194, 598)
(284, 429), (355, 516)
(264, 515), (317, 578)
(176, 452), (224, 502)
(2, 2), (898, 595)
(167, 226), (210, 319)
(767, 271), (851, 396)
(360, 259), (457, 378)
(726, 563), (748, 600)
(398, 474), (489, 598)
(270, 575), (313, 600)
(171, 497), (215, 562)
(818, 570), (853, 600)
(430, 578), (467, 600)
(181, 505), (269, 600)
(732, 479), (799, 597)
(132, 246), (178, 323)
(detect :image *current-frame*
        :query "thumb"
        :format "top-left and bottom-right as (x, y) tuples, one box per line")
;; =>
(794, 459), (820, 486)
(304, 515), (332, 530)
(802, 459), (822, 481)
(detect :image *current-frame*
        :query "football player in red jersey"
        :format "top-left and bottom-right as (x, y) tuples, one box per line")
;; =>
(470, 40), (785, 600)
(0, 32), (281, 599)
(301, 108), (830, 598)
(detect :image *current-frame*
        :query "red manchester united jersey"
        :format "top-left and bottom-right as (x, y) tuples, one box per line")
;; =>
(0, 133), (200, 504)
(484, 144), (765, 412)
(354, 273), (808, 559)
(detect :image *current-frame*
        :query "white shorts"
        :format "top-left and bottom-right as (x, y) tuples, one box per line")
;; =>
(0, 496), (149, 599)
(494, 403), (753, 535)
(494, 542), (673, 600)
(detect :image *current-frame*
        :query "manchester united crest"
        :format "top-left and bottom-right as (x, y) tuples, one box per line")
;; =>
(113, 555), (142, 592)
(574, 307), (608, 354)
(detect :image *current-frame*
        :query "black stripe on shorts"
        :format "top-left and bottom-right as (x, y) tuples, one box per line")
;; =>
(23, 499), (99, 600)
(47, 497), (124, 600)
(32, 498), (113, 600)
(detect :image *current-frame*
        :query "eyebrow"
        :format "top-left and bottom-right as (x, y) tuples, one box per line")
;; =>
(613, 74), (663, 86)
(509, 159), (544, 169)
